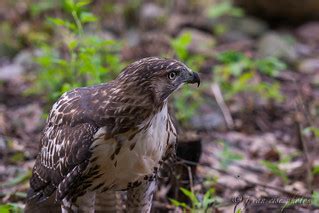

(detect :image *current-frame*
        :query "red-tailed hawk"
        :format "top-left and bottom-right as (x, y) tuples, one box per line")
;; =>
(26, 57), (200, 212)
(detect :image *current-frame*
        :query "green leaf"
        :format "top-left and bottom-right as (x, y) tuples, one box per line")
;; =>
(1, 170), (32, 188)
(303, 127), (319, 138)
(312, 191), (319, 207)
(203, 188), (215, 209)
(67, 40), (78, 50)
(207, 1), (243, 18)
(0, 203), (23, 213)
(10, 152), (25, 163)
(216, 51), (246, 64)
(180, 187), (200, 208)
(313, 165), (319, 175)
(169, 198), (189, 209)
(64, 0), (75, 12)
(171, 32), (192, 61)
(261, 160), (289, 184)
(30, 0), (61, 17)
(80, 12), (97, 23)
(76, 0), (92, 8)
(47, 17), (66, 26)
(217, 142), (243, 169)
(255, 57), (286, 77)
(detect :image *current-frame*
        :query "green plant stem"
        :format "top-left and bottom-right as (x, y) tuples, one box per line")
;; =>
(72, 10), (83, 35)
(70, 50), (77, 82)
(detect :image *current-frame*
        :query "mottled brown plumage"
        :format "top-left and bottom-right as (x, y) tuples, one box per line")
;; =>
(27, 57), (200, 212)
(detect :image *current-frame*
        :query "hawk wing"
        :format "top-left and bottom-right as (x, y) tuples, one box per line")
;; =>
(28, 83), (150, 202)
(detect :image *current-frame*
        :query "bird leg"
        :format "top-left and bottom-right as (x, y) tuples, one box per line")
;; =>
(61, 192), (96, 213)
(126, 179), (157, 213)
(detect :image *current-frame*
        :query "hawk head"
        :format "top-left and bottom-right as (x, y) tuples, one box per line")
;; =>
(117, 57), (200, 106)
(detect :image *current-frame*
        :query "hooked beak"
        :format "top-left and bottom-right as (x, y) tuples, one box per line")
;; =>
(186, 72), (200, 87)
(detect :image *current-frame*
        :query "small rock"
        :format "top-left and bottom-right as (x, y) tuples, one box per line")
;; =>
(178, 28), (215, 55)
(167, 14), (212, 36)
(9, 103), (43, 133)
(124, 29), (141, 47)
(298, 58), (319, 73)
(14, 49), (35, 71)
(249, 133), (277, 159)
(0, 63), (24, 81)
(222, 30), (251, 42)
(190, 112), (226, 130)
(190, 100), (226, 130)
(297, 22), (319, 43)
(257, 32), (297, 63)
(96, 31), (116, 41)
(139, 3), (166, 30)
(0, 136), (6, 151)
(238, 17), (268, 37)
(221, 16), (268, 38)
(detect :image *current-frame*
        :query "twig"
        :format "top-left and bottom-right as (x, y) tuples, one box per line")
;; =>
(292, 78), (314, 191)
(298, 122), (313, 191)
(178, 158), (312, 199)
(187, 166), (194, 195)
(211, 83), (234, 129)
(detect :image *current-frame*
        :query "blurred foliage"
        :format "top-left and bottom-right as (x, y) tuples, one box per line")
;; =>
(214, 51), (286, 102)
(28, 0), (124, 103)
(169, 187), (217, 212)
(170, 32), (205, 69)
(206, 0), (244, 35)
(260, 152), (295, 185)
(0, 203), (23, 213)
(170, 32), (205, 125)
(313, 165), (319, 176)
(170, 33), (286, 126)
(312, 191), (319, 207)
(1, 170), (31, 188)
(29, 0), (62, 17)
(0, 23), (21, 58)
(303, 126), (319, 138)
(261, 159), (289, 184)
(217, 141), (243, 170)
(207, 0), (244, 18)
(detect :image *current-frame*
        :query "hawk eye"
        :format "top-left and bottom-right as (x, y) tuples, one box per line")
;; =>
(168, 71), (177, 80)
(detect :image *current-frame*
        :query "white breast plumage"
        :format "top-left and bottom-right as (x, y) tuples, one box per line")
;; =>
(86, 103), (176, 192)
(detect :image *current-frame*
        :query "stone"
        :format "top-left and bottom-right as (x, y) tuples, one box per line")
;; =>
(221, 16), (268, 38)
(297, 22), (319, 43)
(222, 30), (251, 43)
(298, 58), (319, 73)
(236, 17), (268, 37)
(0, 63), (24, 81)
(139, 3), (166, 30)
(190, 99), (226, 130)
(178, 28), (216, 55)
(166, 14), (212, 36)
(14, 49), (35, 71)
(257, 32), (297, 63)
